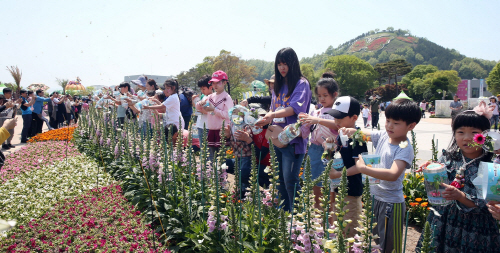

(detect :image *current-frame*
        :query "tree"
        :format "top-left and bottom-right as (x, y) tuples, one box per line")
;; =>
(423, 70), (460, 94)
(212, 50), (256, 99)
(246, 59), (274, 81)
(176, 67), (201, 91)
(487, 62), (500, 95)
(300, 64), (317, 90)
(6, 65), (22, 95)
(374, 63), (390, 85)
(386, 59), (412, 86)
(56, 78), (69, 95)
(323, 55), (377, 98)
(378, 51), (389, 62)
(401, 64), (438, 84)
(387, 27), (395, 32)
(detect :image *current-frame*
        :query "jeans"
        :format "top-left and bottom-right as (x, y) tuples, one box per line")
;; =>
(363, 117), (368, 127)
(275, 145), (305, 212)
(491, 115), (499, 130)
(21, 114), (32, 142)
(141, 122), (153, 138)
(235, 156), (252, 199)
(371, 112), (379, 129)
(302, 143), (325, 186)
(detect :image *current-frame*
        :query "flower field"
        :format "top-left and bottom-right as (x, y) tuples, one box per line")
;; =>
(28, 126), (76, 143)
(0, 107), (432, 252)
(397, 36), (417, 43)
(367, 37), (389, 51)
(350, 40), (366, 52)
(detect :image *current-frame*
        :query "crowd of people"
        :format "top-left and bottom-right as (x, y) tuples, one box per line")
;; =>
(2, 46), (500, 252)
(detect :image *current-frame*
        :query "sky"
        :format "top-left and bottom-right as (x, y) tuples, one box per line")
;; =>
(1, 0), (499, 92)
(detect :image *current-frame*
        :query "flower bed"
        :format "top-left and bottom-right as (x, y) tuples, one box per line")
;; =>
(28, 126), (76, 143)
(0, 141), (80, 183)
(350, 40), (366, 52)
(397, 36), (417, 43)
(0, 155), (115, 225)
(0, 185), (171, 253)
(367, 37), (389, 51)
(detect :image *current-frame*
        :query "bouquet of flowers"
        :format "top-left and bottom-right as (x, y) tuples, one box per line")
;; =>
(468, 131), (500, 152)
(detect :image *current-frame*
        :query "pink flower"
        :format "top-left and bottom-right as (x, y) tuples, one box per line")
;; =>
(473, 133), (486, 145)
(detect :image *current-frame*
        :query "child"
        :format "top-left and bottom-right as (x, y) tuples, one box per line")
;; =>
(223, 122), (253, 198)
(415, 105), (500, 253)
(194, 75), (213, 148)
(144, 79), (183, 130)
(195, 70), (233, 161)
(339, 98), (420, 253)
(326, 96), (367, 238)
(362, 104), (370, 128)
(298, 73), (339, 209)
(255, 47), (312, 212)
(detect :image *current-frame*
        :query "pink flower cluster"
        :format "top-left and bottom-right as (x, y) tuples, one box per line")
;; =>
(351, 40), (366, 51)
(397, 36), (416, 43)
(0, 141), (81, 183)
(207, 210), (228, 233)
(368, 37), (389, 51)
(0, 185), (171, 253)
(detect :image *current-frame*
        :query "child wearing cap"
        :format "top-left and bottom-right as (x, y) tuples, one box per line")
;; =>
(333, 98), (420, 253)
(195, 70), (233, 161)
(325, 96), (367, 238)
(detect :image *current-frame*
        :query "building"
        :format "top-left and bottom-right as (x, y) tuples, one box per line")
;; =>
(124, 74), (173, 89)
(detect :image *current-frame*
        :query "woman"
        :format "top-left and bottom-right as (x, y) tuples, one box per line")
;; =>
(256, 47), (311, 212)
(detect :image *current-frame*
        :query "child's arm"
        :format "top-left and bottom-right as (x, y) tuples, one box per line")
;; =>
(341, 127), (373, 142)
(330, 162), (361, 179)
(441, 183), (476, 208)
(355, 155), (406, 181)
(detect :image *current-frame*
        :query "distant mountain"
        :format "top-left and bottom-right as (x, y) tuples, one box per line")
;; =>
(247, 29), (497, 81)
(301, 29), (497, 79)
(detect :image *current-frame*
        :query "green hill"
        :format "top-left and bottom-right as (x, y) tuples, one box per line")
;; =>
(247, 28), (497, 81)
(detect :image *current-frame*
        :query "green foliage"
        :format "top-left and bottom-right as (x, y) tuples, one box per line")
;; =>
(419, 221), (435, 253)
(245, 59), (274, 81)
(451, 57), (496, 79)
(402, 64), (439, 84)
(487, 62), (500, 95)
(300, 63), (318, 89)
(324, 55), (377, 98)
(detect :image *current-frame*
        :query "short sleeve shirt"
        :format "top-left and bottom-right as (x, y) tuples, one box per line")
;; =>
(334, 128), (368, 197)
(450, 101), (462, 109)
(271, 78), (312, 154)
(370, 131), (414, 203)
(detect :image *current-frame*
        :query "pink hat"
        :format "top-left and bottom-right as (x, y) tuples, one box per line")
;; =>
(208, 70), (228, 84)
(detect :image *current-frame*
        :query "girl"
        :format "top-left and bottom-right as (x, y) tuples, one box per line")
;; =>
(195, 70), (233, 161)
(298, 72), (339, 209)
(143, 79), (183, 130)
(255, 47), (312, 212)
(416, 104), (500, 252)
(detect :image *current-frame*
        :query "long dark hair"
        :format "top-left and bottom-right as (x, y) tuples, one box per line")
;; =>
(274, 47), (306, 97)
(164, 79), (179, 93)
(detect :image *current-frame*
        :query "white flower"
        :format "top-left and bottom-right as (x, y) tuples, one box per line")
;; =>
(399, 140), (408, 148)
(264, 166), (271, 174)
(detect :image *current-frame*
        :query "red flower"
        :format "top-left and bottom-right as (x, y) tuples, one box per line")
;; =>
(473, 133), (486, 145)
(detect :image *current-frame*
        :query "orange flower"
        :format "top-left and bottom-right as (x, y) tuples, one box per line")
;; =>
(410, 202), (419, 207)
(415, 198), (422, 202)
(28, 126), (76, 143)
(404, 195), (407, 199)
(421, 202), (428, 207)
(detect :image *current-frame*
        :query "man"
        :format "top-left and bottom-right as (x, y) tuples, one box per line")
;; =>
(0, 88), (20, 149)
(449, 95), (463, 120)
(32, 89), (54, 135)
(369, 95), (381, 129)
(20, 89), (36, 143)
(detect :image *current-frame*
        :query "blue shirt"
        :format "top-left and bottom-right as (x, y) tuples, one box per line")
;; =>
(33, 96), (51, 114)
(179, 93), (193, 120)
(21, 97), (32, 115)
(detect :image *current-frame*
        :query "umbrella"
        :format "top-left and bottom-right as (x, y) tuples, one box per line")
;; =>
(393, 91), (412, 101)
(27, 83), (50, 91)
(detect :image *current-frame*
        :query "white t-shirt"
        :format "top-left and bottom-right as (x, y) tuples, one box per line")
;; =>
(162, 94), (183, 130)
(196, 112), (208, 129)
(362, 108), (370, 118)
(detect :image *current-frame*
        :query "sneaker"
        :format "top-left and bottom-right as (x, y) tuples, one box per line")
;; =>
(2, 144), (11, 150)
(8, 144), (14, 148)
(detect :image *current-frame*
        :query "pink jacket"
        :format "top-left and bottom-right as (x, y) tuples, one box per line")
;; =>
(195, 91), (233, 130)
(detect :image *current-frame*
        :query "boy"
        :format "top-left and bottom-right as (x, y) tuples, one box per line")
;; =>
(362, 104), (370, 128)
(194, 74), (213, 148)
(336, 98), (420, 253)
(326, 96), (367, 238)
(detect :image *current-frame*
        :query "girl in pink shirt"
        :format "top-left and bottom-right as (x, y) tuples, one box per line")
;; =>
(299, 72), (340, 209)
(195, 70), (234, 161)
